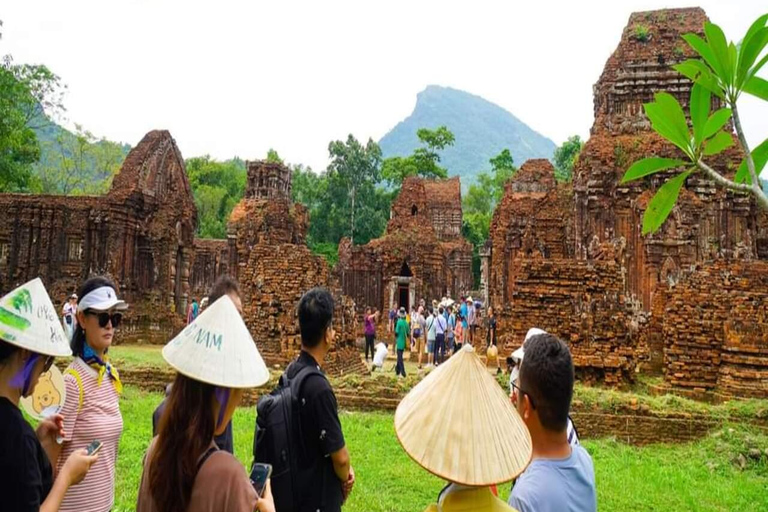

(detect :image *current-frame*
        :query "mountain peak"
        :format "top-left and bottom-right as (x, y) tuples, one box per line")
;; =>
(380, 86), (555, 189)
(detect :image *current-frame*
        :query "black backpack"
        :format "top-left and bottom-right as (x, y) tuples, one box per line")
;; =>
(253, 362), (324, 512)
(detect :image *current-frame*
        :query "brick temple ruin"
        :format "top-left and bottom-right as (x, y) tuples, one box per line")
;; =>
(0, 134), (365, 375)
(487, 7), (768, 397)
(337, 176), (473, 314)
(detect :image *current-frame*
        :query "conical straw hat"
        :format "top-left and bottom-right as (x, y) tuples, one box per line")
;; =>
(394, 344), (531, 486)
(0, 278), (71, 357)
(163, 295), (269, 388)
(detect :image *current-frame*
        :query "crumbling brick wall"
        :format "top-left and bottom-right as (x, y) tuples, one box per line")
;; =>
(189, 238), (230, 300)
(661, 261), (768, 398)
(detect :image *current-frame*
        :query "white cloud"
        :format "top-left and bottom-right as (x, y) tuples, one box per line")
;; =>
(2, 0), (766, 172)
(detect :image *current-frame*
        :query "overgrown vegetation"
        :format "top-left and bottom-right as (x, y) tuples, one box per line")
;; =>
(634, 24), (651, 42)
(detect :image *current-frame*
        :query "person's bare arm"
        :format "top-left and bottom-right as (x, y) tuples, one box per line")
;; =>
(330, 445), (351, 482)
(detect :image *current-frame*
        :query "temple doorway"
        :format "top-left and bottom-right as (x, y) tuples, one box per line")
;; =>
(389, 260), (416, 314)
(398, 284), (410, 312)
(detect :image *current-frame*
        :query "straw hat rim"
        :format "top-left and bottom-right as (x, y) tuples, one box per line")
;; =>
(394, 347), (533, 485)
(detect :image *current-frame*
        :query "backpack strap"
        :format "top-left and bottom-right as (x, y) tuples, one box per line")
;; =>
(64, 368), (84, 413)
(196, 446), (219, 472)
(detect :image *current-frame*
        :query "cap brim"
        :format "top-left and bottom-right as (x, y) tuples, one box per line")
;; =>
(512, 347), (525, 362)
(86, 299), (128, 311)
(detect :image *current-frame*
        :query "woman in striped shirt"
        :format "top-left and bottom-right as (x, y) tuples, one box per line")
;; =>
(49, 276), (127, 512)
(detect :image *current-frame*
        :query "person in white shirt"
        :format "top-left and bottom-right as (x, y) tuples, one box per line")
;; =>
(372, 341), (388, 371)
(61, 293), (78, 340)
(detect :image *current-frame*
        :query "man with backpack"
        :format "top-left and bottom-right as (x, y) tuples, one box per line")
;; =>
(254, 287), (354, 512)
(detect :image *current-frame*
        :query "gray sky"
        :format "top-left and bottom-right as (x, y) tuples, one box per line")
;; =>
(3, 0), (767, 172)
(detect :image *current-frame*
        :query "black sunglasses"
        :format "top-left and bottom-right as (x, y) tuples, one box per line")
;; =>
(86, 310), (122, 328)
(511, 380), (536, 409)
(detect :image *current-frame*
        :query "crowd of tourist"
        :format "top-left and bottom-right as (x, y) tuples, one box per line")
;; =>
(0, 274), (596, 512)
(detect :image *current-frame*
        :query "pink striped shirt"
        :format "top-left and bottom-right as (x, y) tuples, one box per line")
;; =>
(57, 357), (123, 512)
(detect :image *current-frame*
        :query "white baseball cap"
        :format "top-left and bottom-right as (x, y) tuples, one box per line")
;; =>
(512, 327), (548, 363)
(78, 286), (128, 312)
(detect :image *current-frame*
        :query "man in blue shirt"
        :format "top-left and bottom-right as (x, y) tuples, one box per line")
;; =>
(508, 333), (596, 512)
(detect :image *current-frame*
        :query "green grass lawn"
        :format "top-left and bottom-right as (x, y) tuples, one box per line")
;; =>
(108, 386), (768, 512)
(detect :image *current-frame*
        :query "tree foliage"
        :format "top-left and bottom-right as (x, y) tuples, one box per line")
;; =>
(0, 53), (65, 192)
(462, 149), (517, 286)
(554, 135), (584, 182)
(185, 156), (246, 238)
(622, 14), (768, 233)
(381, 126), (453, 186)
(31, 124), (126, 195)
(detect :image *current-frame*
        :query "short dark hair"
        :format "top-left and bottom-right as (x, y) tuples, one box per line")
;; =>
(71, 276), (118, 358)
(519, 333), (574, 432)
(298, 287), (334, 348)
(209, 275), (241, 304)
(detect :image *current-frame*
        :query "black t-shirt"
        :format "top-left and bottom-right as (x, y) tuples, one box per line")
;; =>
(287, 351), (346, 512)
(0, 396), (53, 512)
(487, 317), (497, 346)
(152, 397), (234, 454)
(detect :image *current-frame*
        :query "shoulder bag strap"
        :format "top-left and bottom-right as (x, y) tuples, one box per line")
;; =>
(64, 368), (84, 413)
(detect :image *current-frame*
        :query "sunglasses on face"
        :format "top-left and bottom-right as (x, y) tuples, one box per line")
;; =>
(511, 380), (536, 409)
(86, 310), (122, 328)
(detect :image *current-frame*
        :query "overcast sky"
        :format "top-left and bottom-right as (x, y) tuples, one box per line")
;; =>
(2, 0), (767, 172)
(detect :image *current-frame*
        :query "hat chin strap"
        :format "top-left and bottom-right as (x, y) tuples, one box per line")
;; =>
(10, 354), (41, 396)
(214, 387), (230, 430)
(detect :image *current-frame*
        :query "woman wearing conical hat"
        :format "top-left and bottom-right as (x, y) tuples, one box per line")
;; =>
(395, 344), (532, 512)
(136, 295), (275, 512)
(0, 278), (98, 511)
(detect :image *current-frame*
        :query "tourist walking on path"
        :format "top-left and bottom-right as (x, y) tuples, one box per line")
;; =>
(395, 344), (531, 512)
(425, 309), (437, 367)
(186, 297), (199, 325)
(447, 307), (457, 355)
(0, 278), (98, 512)
(395, 307), (408, 378)
(487, 306), (500, 374)
(433, 307), (448, 365)
(255, 287), (354, 512)
(152, 276), (242, 454)
(364, 307), (380, 362)
(137, 294), (274, 512)
(467, 298), (477, 345)
(508, 332), (596, 512)
(388, 307), (396, 335)
(454, 314), (464, 352)
(52, 277), (127, 512)
(411, 306), (426, 368)
(62, 293), (78, 341)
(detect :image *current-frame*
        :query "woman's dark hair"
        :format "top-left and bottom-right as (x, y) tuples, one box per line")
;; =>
(298, 287), (334, 348)
(0, 340), (19, 364)
(71, 276), (118, 357)
(208, 275), (241, 304)
(149, 373), (216, 512)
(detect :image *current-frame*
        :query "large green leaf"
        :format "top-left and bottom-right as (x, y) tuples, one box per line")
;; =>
(703, 108), (732, 140)
(738, 27), (768, 86)
(642, 170), (694, 235)
(735, 138), (768, 184)
(705, 22), (733, 85)
(621, 157), (687, 183)
(703, 131), (735, 156)
(683, 34), (723, 78)
(737, 14), (768, 83)
(673, 60), (724, 98)
(744, 75), (768, 101)
(690, 84), (710, 146)
(645, 93), (693, 157)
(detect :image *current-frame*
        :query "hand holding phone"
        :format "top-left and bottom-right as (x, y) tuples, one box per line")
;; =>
(250, 463), (272, 498)
(85, 439), (102, 456)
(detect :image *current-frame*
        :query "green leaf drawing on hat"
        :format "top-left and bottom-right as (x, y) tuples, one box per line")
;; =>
(0, 289), (34, 332)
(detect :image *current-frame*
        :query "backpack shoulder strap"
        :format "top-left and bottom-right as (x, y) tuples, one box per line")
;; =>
(196, 446), (219, 472)
(64, 368), (84, 413)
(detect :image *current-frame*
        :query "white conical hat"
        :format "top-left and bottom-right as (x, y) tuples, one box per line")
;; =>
(395, 345), (532, 486)
(0, 278), (71, 357)
(162, 295), (269, 388)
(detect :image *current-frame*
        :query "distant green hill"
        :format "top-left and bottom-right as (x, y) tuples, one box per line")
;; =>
(31, 119), (131, 195)
(379, 85), (556, 188)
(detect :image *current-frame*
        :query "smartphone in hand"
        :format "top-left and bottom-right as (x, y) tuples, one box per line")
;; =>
(85, 439), (102, 455)
(249, 463), (272, 498)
